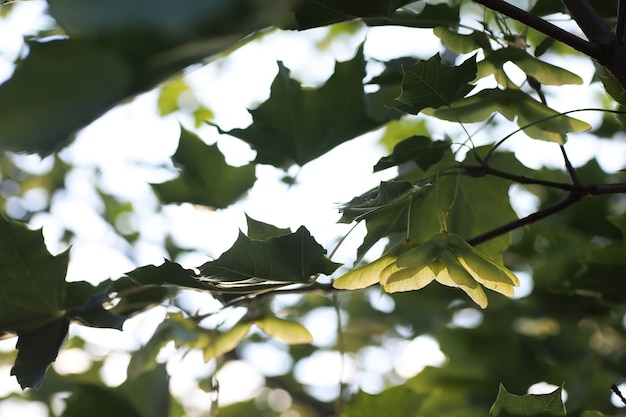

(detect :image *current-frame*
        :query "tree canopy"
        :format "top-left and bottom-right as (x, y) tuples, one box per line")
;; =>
(1, 0), (626, 416)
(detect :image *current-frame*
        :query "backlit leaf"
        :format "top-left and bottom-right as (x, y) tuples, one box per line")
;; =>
(434, 27), (492, 54)
(255, 316), (313, 344)
(425, 88), (591, 143)
(10, 317), (70, 390)
(200, 226), (340, 285)
(478, 48), (583, 86)
(374, 136), (451, 172)
(489, 384), (566, 417)
(152, 128), (256, 208)
(334, 241), (417, 290)
(203, 323), (252, 362)
(0, 216), (68, 332)
(292, 0), (415, 29)
(395, 54), (477, 114)
(215, 46), (396, 166)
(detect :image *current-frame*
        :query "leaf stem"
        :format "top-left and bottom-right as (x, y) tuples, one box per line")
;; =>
(483, 107), (626, 164)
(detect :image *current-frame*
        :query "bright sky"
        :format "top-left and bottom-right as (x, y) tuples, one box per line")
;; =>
(1, 1), (626, 415)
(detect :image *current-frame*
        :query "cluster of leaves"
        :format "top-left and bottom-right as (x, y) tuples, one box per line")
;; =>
(1, 0), (626, 416)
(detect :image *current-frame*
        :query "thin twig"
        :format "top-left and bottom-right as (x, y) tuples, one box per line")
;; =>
(559, 145), (580, 185)
(483, 107), (626, 164)
(611, 385), (626, 405)
(332, 291), (347, 416)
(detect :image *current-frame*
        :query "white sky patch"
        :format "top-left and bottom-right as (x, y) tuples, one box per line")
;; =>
(394, 335), (447, 379)
(214, 360), (265, 405)
(527, 381), (568, 402)
(294, 350), (357, 386)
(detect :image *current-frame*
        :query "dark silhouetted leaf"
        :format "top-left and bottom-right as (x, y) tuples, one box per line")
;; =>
(126, 259), (206, 290)
(67, 286), (126, 330)
(152, 128), (256, 208)
(200, 226), (340, 284)
(215, 46), (396, 166)
(395, 54), (477, 114)
(245, 214), (291, 240)
(374, 136), (451, 172)
(339, 180), (431, 223)
(10, 317), (70, 389)
(61, 384), (143, 417)
(0, 216), (68, 332)
(292, 0), (414, 29)
(0, 40), (131, 153)
(0, 1), (294, 154)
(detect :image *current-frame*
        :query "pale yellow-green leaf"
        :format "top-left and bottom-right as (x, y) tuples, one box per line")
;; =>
(382, 264), (437, 293)
(490, 48), (583, 86)
(256, 316), (313, 344)
(193, 105), (215, 127)
(334, 241), (417, 290)
(395, 238), (445, 269)
(434, 27), (489, 54)
(445, 233), (520, 297)
(158, 77), (189, 116)
(333, 254), (395, 289)
(203, 322), (251, 362)
(438, 250), (488, 308)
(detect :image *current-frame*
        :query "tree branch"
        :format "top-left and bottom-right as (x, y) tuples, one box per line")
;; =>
(471, 0), (602, 58)
(617, 0), (626, 43)
(560, 0), (613, 43)
(472, 0), (626, 94)
(467, 192), (583, 246)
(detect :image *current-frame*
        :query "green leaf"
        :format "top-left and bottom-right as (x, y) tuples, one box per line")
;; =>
(255, 316), (313, 344)
(425, 88), (591, 143)
(334, 240), (418, 290)
(0, 216), (68, 332)
(245, 214), (291, 240)
(127, 313), (198, 378)
(343, 385), (428, 417)
(0, 40), (131, 154)
(373, 136), (451, 172)
(395, 54), (477, 114)
(0, 1), (293, 154)
(489, 384), (566, 417)
(10, 317), (70, 390)
(364, 3), (461, 29)
(120, 365), (171, 417)
(434, 27), (492, 54)
(395, 232), (518, 307)
(152, 128), (256, 208)
(339, 180), (431, 223)
(599, 74), (626, 105)
(157, 77), (191, 116)
(67, 286), (126, 330)
(61, 384), (143, 417)
(292, 0), (415, 29)
(199, 226), (340, 285)
(126, 259), (209, 290)
(215, 46), (395, 166)
(479, 48), (583, 86)
(203, 322), (252, 362)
